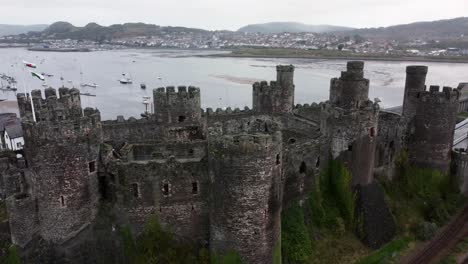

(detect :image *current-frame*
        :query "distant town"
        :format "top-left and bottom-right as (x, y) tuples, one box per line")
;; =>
(1, 30), (468, 58)
(1, 19), (468, 59)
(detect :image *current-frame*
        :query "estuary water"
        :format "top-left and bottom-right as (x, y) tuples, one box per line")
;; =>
(0, 48), (467, 120)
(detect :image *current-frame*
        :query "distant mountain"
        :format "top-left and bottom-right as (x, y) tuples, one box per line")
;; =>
(31, 21), (208, 41)
(341, 17), (468, 41)
(238, 22), (354, 34)
(0, 24), (48, 36)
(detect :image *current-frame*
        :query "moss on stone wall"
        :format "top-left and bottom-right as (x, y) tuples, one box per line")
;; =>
(281, 160), (362, 264)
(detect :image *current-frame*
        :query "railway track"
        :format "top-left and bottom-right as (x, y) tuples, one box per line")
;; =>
(403, 203), (468, 264)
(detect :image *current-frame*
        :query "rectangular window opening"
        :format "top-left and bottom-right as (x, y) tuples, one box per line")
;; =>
(131, 183), (139, 198)
(88, 161), (96, 173)
(60, 195), (65, 207)
(192, 182), (198, 194)
(163, 183), (169, 196)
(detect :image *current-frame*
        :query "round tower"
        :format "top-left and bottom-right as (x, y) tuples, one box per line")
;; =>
(329, 61), (370, 109)
(209, 132), (283, 264)
(276, 64), (295, 113)
(402, 65), (428, 122)
(18, 89), (102, 243)
(408, 85), (460, 172)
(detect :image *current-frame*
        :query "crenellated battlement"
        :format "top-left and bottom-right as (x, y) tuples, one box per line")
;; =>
(208, 116), (281, 137)
(17, 87), (91, 123)
(294, 102), (320, 109)
(210, 131), (282, 157)
(253, 65), (295, 114)
(416, 85), (460, 103)
(203, 106), (253, 116)
(153, 86), (201, 123)
(321, 99), (380, 116)
(154, 85), (200, 98)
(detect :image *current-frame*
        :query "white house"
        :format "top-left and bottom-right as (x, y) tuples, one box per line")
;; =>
(0, 113), (24, 151)
(4, 124), (24, 151)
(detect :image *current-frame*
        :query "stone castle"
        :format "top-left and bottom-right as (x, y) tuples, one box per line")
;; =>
(0, 61), (466, 263)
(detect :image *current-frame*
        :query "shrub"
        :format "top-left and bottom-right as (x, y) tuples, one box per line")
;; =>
(320, 160), (356, 228)
(415, 221), (438, 241)
(1, 245), (21, 264)
(282, 201), (313, 264)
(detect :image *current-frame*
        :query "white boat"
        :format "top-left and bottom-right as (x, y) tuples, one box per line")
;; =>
(80, 92), (96, 97)
(119, 78), (132, 84)
(80, 83), (99, 88)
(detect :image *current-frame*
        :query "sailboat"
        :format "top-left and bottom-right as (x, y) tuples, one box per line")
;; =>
(119, 73), (132, 84)
(79, 70), (99, 88)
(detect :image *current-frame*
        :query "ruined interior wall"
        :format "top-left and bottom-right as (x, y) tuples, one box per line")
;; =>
(452, 150), (468, 195)
(293, 103), (322, 124)
(321, 101), (380, 186)
(374, 111), (404, 179)
(106, 144), (210, 242)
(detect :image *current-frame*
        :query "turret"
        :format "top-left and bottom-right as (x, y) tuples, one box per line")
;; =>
(408, 85), (460, 172)
(329, 61), (370, 109)
(153, 86), (201, 124)
(402, 66), (428, 121)
(15, 88), (102, 243)
(322, 61), (379, 186)
(253, 65), (295, 113)
(209, 131), (282, 263)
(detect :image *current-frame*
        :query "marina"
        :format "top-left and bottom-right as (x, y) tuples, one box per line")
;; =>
(0, 48), (467, 120)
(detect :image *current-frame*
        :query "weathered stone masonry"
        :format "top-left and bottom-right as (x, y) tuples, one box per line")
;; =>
(2, 61), (466, 263)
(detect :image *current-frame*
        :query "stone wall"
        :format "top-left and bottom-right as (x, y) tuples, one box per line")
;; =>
(452, 149), (468, 195)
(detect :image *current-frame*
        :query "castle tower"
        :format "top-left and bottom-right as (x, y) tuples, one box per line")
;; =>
(153, 86), (201, 124)
(0, 152), (39, 247)
(408, 85), (460, 172)
(209, 132), (283, 264)
(253, 65), (295, 113)
(322, 61), (379, 186)
(16, 88), (102, 243)
(402, 66), (428, 122)
(329, 61), (369, 109)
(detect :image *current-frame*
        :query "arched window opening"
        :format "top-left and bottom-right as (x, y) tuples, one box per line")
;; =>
(276, 154), (281, 165)
(299, 162), (307, 174)
(369, 127), (376, 137)
(192, 182), (198, 195)
(131, 183), (139, 198)
(163, 183), (170, 196)
(315, 157), (320, 168)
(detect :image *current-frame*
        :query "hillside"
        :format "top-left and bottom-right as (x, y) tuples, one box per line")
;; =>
(238, 22), (354, 33)
(343, 17), (468, 41)
(29, 21), (209, 41)
(0, 24), (48, 36)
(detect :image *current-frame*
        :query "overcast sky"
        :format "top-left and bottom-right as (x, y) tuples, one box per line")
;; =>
(1, 0), (467, 30)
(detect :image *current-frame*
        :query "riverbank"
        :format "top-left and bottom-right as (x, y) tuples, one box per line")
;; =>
(204, 48), (468, 64)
